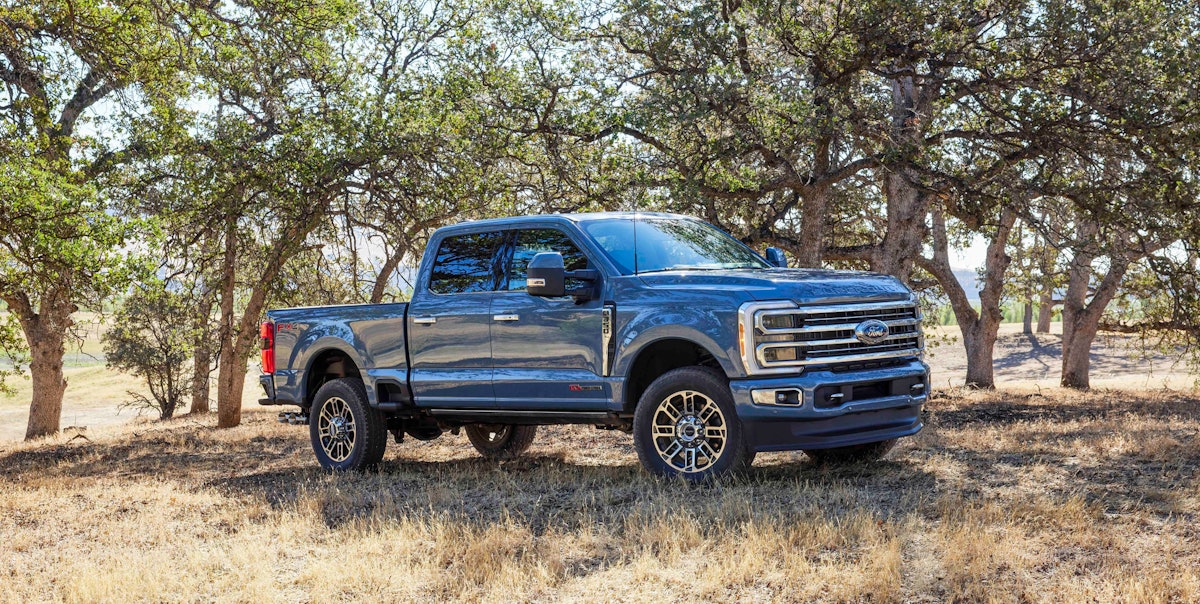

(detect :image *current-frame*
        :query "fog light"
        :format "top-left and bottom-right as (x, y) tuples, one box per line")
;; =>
(751, 389), (801, 406)
(763, 347), (798, 362)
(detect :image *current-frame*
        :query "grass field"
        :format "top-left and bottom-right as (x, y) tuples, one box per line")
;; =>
(2, 387), (1199, 603)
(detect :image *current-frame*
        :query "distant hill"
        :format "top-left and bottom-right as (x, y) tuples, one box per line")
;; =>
(953, 268), (981, 302)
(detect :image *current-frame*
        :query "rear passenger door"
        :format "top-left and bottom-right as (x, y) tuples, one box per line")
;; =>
(489, 227), (609, 410)
(407, 230), (504, 408)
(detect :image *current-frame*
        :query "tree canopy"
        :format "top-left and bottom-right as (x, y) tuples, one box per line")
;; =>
(2, 0), (1199, 437)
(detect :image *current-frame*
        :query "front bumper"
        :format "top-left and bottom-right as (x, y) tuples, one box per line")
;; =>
(730, 360), (929, 452)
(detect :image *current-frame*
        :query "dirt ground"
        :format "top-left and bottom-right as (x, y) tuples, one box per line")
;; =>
(1, 388), (1198, 602)
(926, 323), (1196, 390)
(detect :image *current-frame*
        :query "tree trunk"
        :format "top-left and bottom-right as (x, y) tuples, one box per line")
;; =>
(1022, 302), (1033, 334)
(4, 291), (74, 440)
(1059, 217), (1134, 389)
(1060, 319), (1098, 389)
(793, 185), (830, 268)
(873, 74), (935, 280)
(961, 324), (999, 387)
(216, 211), (241, 428)
(370, 246), (407, 304)
(214, 199), (325, 428)
(25, 324), (69, 439)
(874, 168), (931, 279)
(189, 287), (214, 415)
(918, 207), (1016, 389)
(1037, 286), (1054, 333)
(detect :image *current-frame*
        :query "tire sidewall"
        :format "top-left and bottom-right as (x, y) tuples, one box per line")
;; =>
(309, 378), (380, 471)
(633, 367), (749, 481)
(466, 424), (536, 460)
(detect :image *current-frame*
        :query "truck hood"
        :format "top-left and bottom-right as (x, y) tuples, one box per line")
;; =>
(636, 268), (911, 305)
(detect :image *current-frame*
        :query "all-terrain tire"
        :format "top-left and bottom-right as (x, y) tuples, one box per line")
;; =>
(465, 424), (537, 460)
(804, 439), (896, 464)
(309, 378), (388, 471)
(633, 366), (754, 481)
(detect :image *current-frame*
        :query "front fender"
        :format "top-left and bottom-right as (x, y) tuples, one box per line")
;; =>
(611, 306), (745, 381)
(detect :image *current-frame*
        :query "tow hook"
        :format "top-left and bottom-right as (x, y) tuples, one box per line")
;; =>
(278, 411), (309, 425)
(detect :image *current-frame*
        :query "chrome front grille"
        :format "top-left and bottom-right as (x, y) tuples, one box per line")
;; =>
(740, 300), (924, 374)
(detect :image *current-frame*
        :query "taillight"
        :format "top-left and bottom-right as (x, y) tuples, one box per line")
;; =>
(260, 321), (275, 374)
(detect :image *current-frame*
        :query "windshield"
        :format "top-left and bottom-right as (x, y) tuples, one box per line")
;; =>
(581, 217), (770, 275)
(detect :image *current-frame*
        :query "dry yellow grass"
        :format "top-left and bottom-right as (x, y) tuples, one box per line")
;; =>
(2, 388), (1199, 603)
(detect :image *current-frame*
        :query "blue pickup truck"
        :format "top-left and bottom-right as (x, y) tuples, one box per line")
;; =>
(259, 212), (929, 480)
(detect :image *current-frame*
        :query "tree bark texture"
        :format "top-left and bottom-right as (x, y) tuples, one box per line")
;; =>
(4, 291), (75, 440)
(1037, 285), (1055, 333)
(189, 287), (215, 415)
(918, 207), (1017, 389)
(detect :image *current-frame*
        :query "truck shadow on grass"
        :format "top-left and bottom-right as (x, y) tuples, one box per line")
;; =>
(216, 453), (943, 531)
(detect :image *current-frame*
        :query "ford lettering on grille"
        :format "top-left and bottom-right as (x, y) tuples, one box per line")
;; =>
(854, 319), (890, 345)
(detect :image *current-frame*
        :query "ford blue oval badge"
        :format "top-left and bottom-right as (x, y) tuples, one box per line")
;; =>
(854, 319), (890, 345)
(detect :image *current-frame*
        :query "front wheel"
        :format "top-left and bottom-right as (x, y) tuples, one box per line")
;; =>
(633, 366), (753, 481)
(804, 439), (896, 464)
(465, 424), (537, 460)
(309, 378), (388, 471)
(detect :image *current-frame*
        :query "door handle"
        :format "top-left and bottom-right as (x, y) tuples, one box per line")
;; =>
(492, 314), (519, 322)
(413, 316), (437, 325)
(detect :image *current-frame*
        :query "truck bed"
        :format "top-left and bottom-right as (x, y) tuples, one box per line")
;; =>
(267, 302), (409, 407)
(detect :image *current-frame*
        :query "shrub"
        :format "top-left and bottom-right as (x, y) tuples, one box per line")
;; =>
(102, 287), (196, 419)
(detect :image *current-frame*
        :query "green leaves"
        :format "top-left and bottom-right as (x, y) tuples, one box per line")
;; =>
(102, 285), (196, 418)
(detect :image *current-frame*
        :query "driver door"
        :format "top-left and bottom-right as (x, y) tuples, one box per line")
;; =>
(489, 227), (609, 410)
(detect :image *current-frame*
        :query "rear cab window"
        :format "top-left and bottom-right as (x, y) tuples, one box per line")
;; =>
(429, 231), (505, 294)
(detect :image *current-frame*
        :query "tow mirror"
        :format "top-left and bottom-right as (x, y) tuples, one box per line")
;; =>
(527, 252), (566, 297)
(527, 252), (601, 302)
(765, 247), (788, 268)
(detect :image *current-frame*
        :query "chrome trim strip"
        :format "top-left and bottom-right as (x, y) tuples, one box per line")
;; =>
(794, 300), (918, 315)
(756, 316), (921, 335)
(757, 332), (919, 352)
(756, 347), (924, 368)
(601, 305), (614, 377)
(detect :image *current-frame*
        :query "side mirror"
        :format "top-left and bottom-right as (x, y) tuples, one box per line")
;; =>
(527, 252), (601, 302)
(765, 247), (788, 268)
(527, 252), (566, 297)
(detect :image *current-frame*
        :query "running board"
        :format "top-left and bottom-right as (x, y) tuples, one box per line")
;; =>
(426, 409), (625, 426)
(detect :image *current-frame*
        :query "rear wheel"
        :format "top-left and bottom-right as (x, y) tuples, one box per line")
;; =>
(804, 439), (896, 464)
(309, 378), (388, 471)
(465, 424), (537, 460)
(633, 366), (753, 481)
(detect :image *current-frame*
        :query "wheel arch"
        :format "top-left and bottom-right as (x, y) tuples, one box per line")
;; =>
(303, 343), (364, 408)
(619, 336), (728, 413)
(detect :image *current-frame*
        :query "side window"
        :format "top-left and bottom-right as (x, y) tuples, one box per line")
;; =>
(507, 228), (589, 291)
(429, 231), (505, 294)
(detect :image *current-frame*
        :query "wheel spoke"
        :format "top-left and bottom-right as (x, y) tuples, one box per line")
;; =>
(704, 425), (726, 440)
(661, 440), (683, 461)
(659, 400), (681, 422)
(653, 424), (675, 438)
(682, 447), (697, 472)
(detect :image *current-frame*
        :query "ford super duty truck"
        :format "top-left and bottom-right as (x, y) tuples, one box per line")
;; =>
(259, 212), (929, 480)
